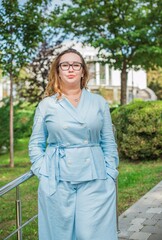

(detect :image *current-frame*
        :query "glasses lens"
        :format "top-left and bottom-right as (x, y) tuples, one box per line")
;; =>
(73, 62), (82, 70)
(60, 63), (69, 71)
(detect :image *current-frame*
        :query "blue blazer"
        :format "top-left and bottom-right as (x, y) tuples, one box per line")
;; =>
(29, 88), (119, 196)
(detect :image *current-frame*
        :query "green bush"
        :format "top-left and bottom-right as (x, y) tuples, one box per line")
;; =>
(0, 99), (36, 153)
(111, 100), (162, 161)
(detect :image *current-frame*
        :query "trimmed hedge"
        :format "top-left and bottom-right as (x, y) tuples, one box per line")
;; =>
(111, 100), (162, 161)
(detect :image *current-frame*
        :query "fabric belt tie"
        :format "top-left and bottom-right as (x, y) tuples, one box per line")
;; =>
(47, 143), (100, 196)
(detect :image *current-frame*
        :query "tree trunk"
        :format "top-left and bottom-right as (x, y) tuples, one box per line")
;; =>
(120, 60), (128, 105)
(9, 71), (14, 168)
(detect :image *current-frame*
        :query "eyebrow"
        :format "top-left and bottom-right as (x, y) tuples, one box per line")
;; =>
(59, 61), (82, 64)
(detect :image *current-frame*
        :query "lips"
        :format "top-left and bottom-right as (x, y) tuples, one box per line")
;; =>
(67, 75), (75, 78)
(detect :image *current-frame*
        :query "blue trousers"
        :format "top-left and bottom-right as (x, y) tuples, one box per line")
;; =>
(38, 176), (118, 240)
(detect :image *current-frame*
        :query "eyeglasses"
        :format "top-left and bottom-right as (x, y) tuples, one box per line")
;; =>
(59, 62), (83, 71)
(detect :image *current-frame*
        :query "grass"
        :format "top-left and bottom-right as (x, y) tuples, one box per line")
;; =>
(0, 138), (162, 239)
(118, 160), (162, 214)
(0, 139), (38, 240)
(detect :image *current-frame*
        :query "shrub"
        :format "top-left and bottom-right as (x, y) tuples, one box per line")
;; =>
(111, 100), (162, 161)
(0, 99), (36, 153)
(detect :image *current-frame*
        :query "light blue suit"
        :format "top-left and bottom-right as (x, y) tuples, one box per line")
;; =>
(29, 88), (119, 240)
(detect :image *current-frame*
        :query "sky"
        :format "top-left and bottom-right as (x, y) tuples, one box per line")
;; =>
(0, 0), (66, 6)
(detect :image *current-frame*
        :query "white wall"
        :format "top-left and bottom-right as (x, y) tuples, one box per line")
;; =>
(127, 69), (147, 89)
(109, 68), (147, 89)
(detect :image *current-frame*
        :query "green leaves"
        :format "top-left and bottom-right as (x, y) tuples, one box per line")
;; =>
(112, 101), (162, 160)
(0, 0), (49, 76)
(50, 0), (162, 70)
(0, 99), (35, 152)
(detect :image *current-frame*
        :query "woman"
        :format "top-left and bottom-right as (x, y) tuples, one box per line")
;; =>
(29, 48), (119, 240)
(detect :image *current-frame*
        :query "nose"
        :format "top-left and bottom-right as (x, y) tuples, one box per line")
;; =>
(68, 65), (74, 71)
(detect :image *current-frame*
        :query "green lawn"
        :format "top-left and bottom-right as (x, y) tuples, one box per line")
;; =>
(0, 139), (38, 240)
(0, 138), (162, 239)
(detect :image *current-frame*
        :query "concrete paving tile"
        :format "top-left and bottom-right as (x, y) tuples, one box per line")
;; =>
(152, 213), (162, 220)
(131, 206), (150, 213)
(150, 198), (162, 205)
(130, 200), (150, 208)
(141, 226), (162, 234)
(119, 223), (132, 231)
(119, 213), (139, 222)
(119, 217), (134, 224)
(147, 234), (162, 240)
(129, 232), (151, 240)
(156, 219), (162, 227)
(141, 226), (154, 233)
(143, 219), (158, 226)
(118, 230), (130, 238)
(118, 230), (135, 239)
(120, 209), (139, 216)
(128, 224), (143, 231)
(141, 197), (154, 203)
(137, 212), (154, 219)
(131, 218), (146, 225)
(147, 208), (162, 214)
(158, 203), (162, 208)
(150, 193), (162, 200)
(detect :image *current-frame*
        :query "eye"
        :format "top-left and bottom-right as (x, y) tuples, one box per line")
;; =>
(73, 63), (80, 67)
(62, 63), (69, 67)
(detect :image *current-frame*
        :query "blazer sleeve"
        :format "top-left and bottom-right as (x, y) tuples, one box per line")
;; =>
(28, 105), (48, 179)
(100, 102), (119, 180)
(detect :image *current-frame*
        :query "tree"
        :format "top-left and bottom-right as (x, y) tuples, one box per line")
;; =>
(16, 43), (63, 103)
(50, 0), (162, 105)
(0, 0), (49, 167)
(142, 0), (162, 100)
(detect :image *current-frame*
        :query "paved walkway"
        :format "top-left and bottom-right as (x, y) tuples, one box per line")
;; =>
(118, 181), (162, 240)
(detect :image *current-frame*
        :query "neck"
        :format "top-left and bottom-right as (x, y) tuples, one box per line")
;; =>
(62, 88), (82, 96)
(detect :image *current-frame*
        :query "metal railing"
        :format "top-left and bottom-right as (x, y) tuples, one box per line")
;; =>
(0, 170), (119, 240)
(113, 124), (120, 233)
(116, 178), (120, 233)
(0, 171), (38, 240)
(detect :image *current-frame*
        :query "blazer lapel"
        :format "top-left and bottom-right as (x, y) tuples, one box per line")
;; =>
(55, 89), (91, 124)
(58, 94), (85, 124)
(76, 88), (91, 121)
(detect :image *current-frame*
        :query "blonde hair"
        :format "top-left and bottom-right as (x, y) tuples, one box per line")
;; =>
(44, 48), (89, 99)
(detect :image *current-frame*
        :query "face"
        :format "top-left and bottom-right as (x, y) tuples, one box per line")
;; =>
(58, 52), (84, 90)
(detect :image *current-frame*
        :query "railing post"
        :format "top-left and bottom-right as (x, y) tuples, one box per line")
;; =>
(16, 186), (22, 240)
(116, 177), (120, 233)
(0, 171), (37, 240)
(112, 124), (120, 233)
